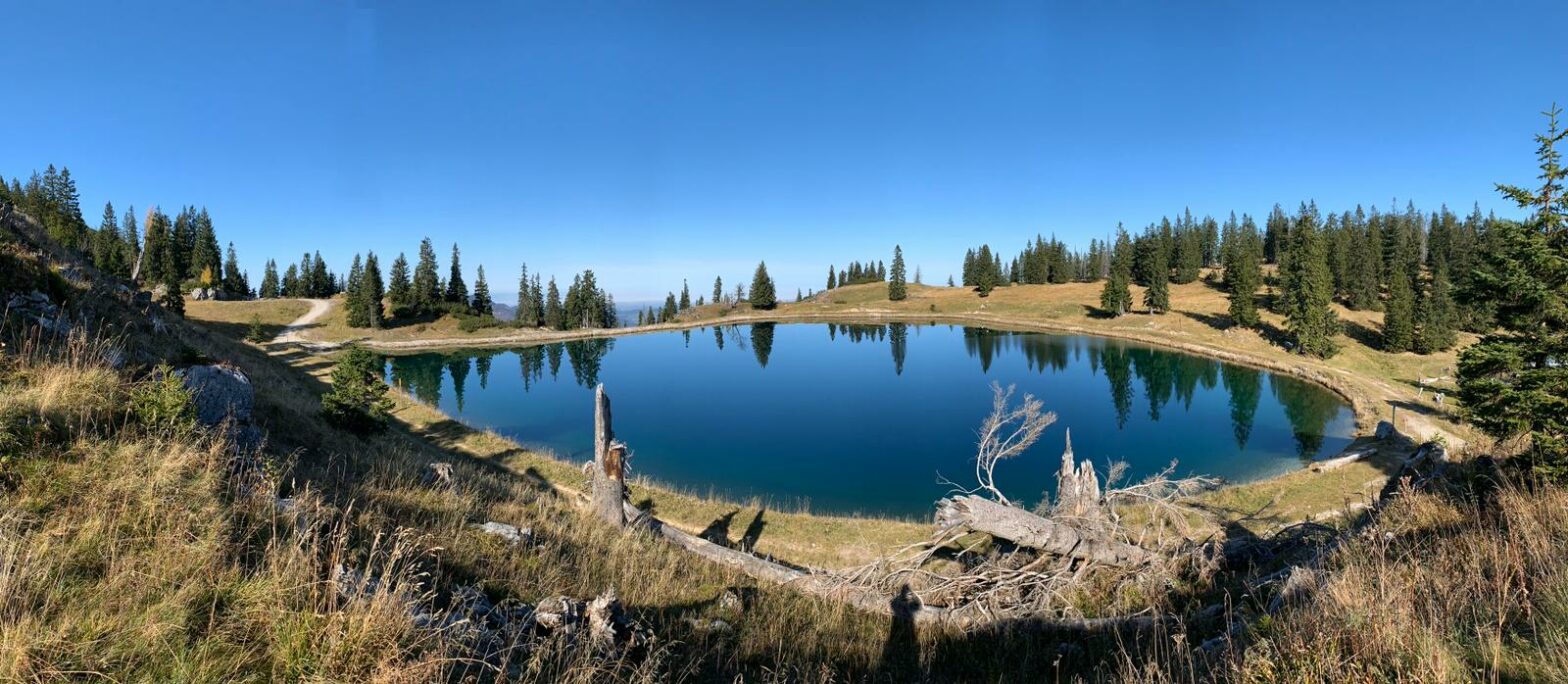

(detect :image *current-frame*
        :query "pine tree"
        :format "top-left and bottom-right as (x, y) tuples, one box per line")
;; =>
(140, 208), (170, 284)
(1280, 204), (1340, 357)
(159, 269), (184, 316)
(1142, 236), (1170, 314)
(471, 265), (493, 317)
(363, 252), (386, 328)
(1099, 227), (1134, 316)
(516, 264), (536, 327)
(387, 253), (411, 313)
(888, 245), (907, 301)
(679, 280), (691, 310)
(445, 243), (469, 307)
(121, 206), (140, 274)
(544, 277), (564, 330)
(713, 276), (723, 304)
(281, 264), (300, 297)
(749, 261), (777, 310)
(974, 245), (1000, 297)
(1415, 262), (1457, 353)
(310, 252), (330, 297)
(260, 260), (280, 298)
(320, 345), (393, 434)
(190, 208), (221, 282)
(413, 238), (441, 311)
(827, 266), (837, 290)
(1226, 221), (1262, 327)
(1459, 105), (1568, 479)
(222, 242), (246, 298)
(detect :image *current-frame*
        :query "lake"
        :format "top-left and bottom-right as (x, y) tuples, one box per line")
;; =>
(384, 323), (1356, 518)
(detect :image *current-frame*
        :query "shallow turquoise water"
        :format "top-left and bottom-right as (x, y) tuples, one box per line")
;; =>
(385, 323), (1355, 518)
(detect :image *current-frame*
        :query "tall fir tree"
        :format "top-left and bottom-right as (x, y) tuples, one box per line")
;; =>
(445, 243), (469, 307)
(471, 265), (493, 317)
(679, 280), (691, 310)
(387, 253), (411, 312)
(516, 264), (537, 327)
(827, 265), (837, 291)
(544, 277), (564, 330)
(888, 245), (908, 301)
(345, 254), (367, 328)
(1142, 234), (1170, 313)
(363, 252), (386, 328)
(222, 242), (246, 297)
(1415, 262), (1458, 353)
(1226, 220), (1262, 327)
(749, 261), (777, 310)
(1099, 226), (1134, 316)
(713, 276), (723, 304)
(259, 259), (280, 298)
(1459, 105), (1568, 479)
(1280, 203), (1340, 357)
(413, 238), (441, 311)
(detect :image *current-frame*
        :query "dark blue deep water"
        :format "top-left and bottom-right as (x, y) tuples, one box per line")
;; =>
(385, 324), (1355, 518)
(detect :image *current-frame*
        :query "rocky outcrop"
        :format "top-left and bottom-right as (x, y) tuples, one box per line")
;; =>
(176, 364), (254, 427)
(5, 290), (71, 335)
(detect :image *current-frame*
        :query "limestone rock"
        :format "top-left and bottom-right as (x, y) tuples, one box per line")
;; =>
(476, 521), (532, 545)
(176, 364), (254, 426)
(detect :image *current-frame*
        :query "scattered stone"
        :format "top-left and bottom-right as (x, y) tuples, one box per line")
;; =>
(5, 290), (70, 335)
(176, 364), (255, 427)
(476, 521), (533, 545)
(685, 617), (734, 634)
(716, 587), (751, 614)
(420, 462), (455, 489)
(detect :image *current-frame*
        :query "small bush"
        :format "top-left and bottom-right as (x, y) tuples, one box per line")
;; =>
(245, 314), (268, 343)
(129, 365), (196, 436)
(455, 314), (502, 333)
(321, 345), (393, 434)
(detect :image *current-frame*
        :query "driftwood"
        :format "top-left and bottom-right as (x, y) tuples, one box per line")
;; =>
(591, 384), (626, 527)
(935, 494), (1157, 568)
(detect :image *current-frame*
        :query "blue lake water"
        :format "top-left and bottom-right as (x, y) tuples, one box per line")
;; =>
(384, 323), (1356, 518)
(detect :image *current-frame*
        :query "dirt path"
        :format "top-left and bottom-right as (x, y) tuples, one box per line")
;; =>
(272, 299), (333, 344)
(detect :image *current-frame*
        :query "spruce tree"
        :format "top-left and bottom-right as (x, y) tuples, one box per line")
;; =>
(1383, 264), (1417, 353)
(679, 280), (691, 310)
(1280, 204), (1340, 357)
(827, 266), (837, 291)
(544, 277), (564, 330)
(1459, 105), (1568, 479)
(1143, 237), (1170, 313)
(159, 269), (184, 316)
(387, 253), (411, 313)
(713, 276), (723, 304)
(260, 260), (280, 299)
(1226, 223), (1262, 327)
(445, 243), (469, 307)
(471, 265), (493, 318)
(888, 245), (907, 301)
(749, 261), (777, 310)
(516, 264), (536, 327)
(222, 242), (246, 298)
(1099, 227), (1134, 316)
(1415, 262), (1457, 353)
(974, 245), (1000, 297)
(413, 238), (441, 311)
(310, 252), (330, 297)
(345, 254), (367, 328)
(363, 252), (386, 328)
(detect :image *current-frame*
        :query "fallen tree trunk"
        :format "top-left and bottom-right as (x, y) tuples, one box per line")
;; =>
(936, 495), (1157, 568)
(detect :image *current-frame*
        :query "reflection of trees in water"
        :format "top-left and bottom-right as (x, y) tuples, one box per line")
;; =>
(682, 329), (691, 347)
(751, 323), (775, 368)
(474, 350), (496, 390)
(1174, 355), (1216, 411)
(546, 344), (563, 379)
(564, 338), (613, 387)
(713, 326), (724, 350)
(833, 323), (886, 344)
(387, 355), (446, 406)
(959, 327), (1072, 374)
(1221, 363), (1261, 449)
(517, 345), (545, 391)
(447, 357), (471, 413)
(1098, 345), (1134, 428)
(1130, 348), (1174, 420)
(889, 322), (908, 375)
(1270, 375), (1344, 460)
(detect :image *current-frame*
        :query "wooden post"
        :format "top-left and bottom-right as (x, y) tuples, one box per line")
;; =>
(592, 384), (626, 527)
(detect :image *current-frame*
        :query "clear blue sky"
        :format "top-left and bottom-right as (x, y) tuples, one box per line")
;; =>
(4, 1), (1563, 302)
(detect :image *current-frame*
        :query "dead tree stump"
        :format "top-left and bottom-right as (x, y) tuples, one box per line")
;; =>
(591, 384), (627, 527)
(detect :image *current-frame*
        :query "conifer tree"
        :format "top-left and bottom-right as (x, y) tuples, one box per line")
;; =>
(1459, 105), (1568, 479)
(260, 260), (280, 299)
(515, 264), (537, 327)
(1226, 222), (1262, 327)
(121, 206), (140, 272)
(1142, 236), (1170, 314)
(310, 252), (330, 297)
(387, 253), (411, 312)
(888, 245), (908, 301)
(662, 293), (678, 321)
(1099, 227), (1134, 316)
(749, 261), (777, 309)
(363, 252), (386, 328)
(222, 242), (246, 298)
(1280, 204), (1340, 357)
(345, 254), (367, 328)
(471, 265), (493, 317)
(544, 277), (564, 330)
(1415, 263), (1457, 353)
(281, 264), (300, 297)
(713, 276), (723, 304)
(141, 208), (170, 284)
(159, 269), (184, 316)
(827, 266), (837, 290)
(679, 280), (691, 310)
(445, 243), (469, 307)
(413, 238), (441, 311)
(974, 245), (1000, 296)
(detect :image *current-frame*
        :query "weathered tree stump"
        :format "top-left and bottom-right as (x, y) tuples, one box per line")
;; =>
(591, 384), (627, 527)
